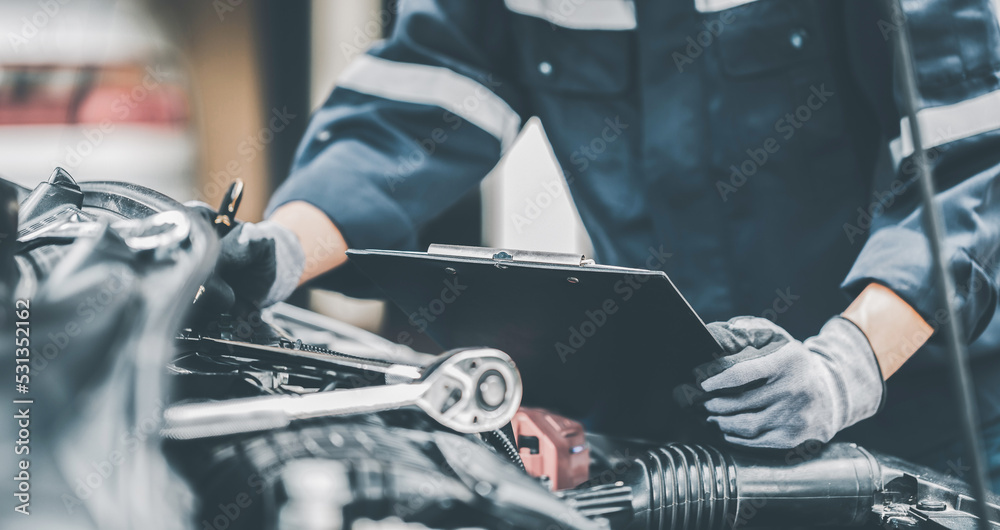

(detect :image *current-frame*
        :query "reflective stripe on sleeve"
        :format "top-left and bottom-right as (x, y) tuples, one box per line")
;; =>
(694, 0), (758, 13)
(504, 0), (636, 30)
(337, 54), (522, 150)
(890, 88), (1000, 166)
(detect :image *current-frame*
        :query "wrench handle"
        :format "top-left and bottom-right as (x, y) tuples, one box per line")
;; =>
(162, 384), (430, 440)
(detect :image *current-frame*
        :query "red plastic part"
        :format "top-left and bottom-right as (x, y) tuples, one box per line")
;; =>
(511, 407), (589, 490)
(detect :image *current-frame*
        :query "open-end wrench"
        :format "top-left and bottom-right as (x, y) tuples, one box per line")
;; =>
(190, 178), (243, 304)
(162, 347), (522, 440)
(212, 179), (243, 236)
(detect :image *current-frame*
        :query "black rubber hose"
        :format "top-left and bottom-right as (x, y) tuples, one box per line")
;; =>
(561, 443), (880, 530)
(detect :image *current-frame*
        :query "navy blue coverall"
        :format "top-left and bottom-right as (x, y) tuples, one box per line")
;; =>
(269, 0), (1000, 482)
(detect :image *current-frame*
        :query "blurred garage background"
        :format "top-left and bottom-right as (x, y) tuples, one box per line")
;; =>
(0, 0), (590, 338)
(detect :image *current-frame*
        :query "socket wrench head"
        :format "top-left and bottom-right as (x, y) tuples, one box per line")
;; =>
(417, 348), (523, 433)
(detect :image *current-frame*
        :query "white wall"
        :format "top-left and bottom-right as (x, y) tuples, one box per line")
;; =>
(481, 118), (592, 256)
(309, 2), (591, 258)
(307, 3), (593, 331)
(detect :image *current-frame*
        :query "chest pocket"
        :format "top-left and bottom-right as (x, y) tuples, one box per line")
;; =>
(510, 17), (635, 95)
(713, 0), (825, 78)
(507, 15), (642, 220)
(706, 0), (852, 198)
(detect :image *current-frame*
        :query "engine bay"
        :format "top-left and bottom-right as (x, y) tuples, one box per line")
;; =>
(2, 169), (998, 530)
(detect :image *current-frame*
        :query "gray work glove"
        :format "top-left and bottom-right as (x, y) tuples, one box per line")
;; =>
(680, 316), (885, 449)
(220, 220), (306, 307)
(187, 199), (306, 311)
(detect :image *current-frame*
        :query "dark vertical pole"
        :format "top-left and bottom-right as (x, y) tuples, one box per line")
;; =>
(256, 1), (311, 308)
(883, 0), (994, 526)
(257, 0), (312, 192)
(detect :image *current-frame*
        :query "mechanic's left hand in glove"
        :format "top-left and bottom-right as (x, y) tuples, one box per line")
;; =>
(681, 315), (886, 448)
(188, 203), (306, 310)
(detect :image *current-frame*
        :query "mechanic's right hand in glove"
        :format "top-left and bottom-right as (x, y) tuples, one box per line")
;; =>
(188, 203), (305, 311)
(676, 316), (885, 449)
(216, 220), (306, 307)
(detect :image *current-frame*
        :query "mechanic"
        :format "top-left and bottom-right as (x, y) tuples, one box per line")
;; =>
(207, 1), (1000, 487)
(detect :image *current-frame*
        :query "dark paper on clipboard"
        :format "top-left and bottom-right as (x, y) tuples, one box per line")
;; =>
(347, 244), (722, 440)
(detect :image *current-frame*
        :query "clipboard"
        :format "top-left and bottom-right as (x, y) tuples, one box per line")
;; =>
(347, 244), (722, 439)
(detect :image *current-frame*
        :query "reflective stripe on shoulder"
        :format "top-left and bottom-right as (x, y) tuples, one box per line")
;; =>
(889, 88), (1000, 166)
(504, 0), (636, 30)
(337, 55), (522, 150)
(694, 0), (758, 13)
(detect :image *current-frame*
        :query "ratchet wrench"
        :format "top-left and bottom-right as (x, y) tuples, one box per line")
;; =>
(162, 347), (522, 440)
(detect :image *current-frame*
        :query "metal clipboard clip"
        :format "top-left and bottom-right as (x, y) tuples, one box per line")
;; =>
(426, 244), (596, 268)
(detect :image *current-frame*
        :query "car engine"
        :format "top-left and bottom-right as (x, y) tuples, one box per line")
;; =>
(1, 169), (997, 530)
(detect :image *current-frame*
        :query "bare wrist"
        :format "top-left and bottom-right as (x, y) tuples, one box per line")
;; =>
(841, 283), (933, 379)
(268, 201), (349, 284)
